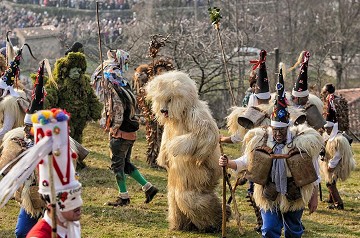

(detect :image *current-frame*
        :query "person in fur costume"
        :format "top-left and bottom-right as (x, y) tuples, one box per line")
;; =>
(133, 59), (175, 167)
(0, 47), (30, 141)
(0, 60), (50, 238)
(221, 50), (274, 232)
(45, 51), (102, 146)
(320, 83), (349, 132)
(132, 35), (175, 167)
(45, 51), (101, 169)
(145, 70), (222, 232)
(319, 95), (355, 210)
(220, 66), (323, 237)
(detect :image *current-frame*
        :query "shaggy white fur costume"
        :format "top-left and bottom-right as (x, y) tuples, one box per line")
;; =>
(145, 70), (222, 232)
(0, 89), (28, 140)
(320, 133), (355, 183)
(243, 124), (323, 212)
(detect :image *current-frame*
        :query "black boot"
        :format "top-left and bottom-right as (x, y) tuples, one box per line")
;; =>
(328, 203), (344, 210)
(107, 197), (130, 207)
(145, 186), (158, 203)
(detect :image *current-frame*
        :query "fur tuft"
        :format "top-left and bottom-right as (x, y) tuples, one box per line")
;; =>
(0, 90), (27, 132)
(0, 127), (25, 172)
(226, 106), (247, 138)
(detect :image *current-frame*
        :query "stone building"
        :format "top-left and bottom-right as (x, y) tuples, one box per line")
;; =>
(14, 25), (62, 72)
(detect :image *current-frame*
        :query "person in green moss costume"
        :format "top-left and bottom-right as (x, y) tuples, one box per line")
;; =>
(45, 51), (102, 149)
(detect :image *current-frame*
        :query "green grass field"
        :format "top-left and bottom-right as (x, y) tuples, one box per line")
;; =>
(0, 123), (359, 238)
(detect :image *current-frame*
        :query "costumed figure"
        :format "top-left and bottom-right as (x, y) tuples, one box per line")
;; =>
(321, 83), (349, 132)
(0, 45), (34, 140)
(145, 70), (222, 232)
(13, 60), (48, 238)
(102, 49), (158, 207)
(226, 49), (273, 144)
(0, 109), (83, 238)
(319, 95), (355, 210)
(45, 49), (102, 167)
(287, 51), (325, 130)
(223, 49), (274, 232)
(91, 48), (130, 127)
(219, 64), (323, 237)
(133, 34), (174, 167)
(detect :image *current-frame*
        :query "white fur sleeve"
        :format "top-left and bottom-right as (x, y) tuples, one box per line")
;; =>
(234, 155), (248, 174)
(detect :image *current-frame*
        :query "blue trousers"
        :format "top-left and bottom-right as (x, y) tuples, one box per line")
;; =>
(261, 208), (304, 238)
(15, 207), (40, 238)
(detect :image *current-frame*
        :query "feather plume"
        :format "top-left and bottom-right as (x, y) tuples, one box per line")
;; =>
(0, 136), (52, 207)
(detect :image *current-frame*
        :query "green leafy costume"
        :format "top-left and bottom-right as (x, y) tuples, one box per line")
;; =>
(45, 52), (102, 143)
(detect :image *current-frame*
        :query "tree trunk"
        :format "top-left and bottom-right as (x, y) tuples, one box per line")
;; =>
(333, 61), (343, 89)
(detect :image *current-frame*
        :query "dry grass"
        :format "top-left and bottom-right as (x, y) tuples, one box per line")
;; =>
(0, 122), (359, 237)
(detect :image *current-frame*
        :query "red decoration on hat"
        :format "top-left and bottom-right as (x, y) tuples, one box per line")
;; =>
(71, 152), (78, 159)
(45, 130), (52, 137)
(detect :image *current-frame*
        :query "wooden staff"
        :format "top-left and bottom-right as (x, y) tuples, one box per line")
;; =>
(96, 1), (104, 79)
(219, 143), (227, 238)
(48, 153), (57, 238)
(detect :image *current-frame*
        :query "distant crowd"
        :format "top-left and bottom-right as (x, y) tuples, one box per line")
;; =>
(5, 0), (206, 10)
(0, 6), (134, 48)
(7, 0), (137, 10)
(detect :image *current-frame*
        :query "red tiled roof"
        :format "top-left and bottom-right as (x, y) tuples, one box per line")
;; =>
(336, 88), (360, 104)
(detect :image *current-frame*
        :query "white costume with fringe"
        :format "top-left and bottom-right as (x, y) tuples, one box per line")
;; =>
(320, 132), (355, 183)
(234, 124), (323, 212)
